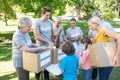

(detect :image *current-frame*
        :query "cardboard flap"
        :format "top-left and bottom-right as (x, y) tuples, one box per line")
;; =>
(22, 52), (40, 73)
(89, 42), (117, 67)
(89, 43), (100, 67)
(98, 42), (116, 67)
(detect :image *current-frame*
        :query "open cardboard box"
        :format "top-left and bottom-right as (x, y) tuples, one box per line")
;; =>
(23, 46), (66, 74)
(22, 49), (52, 73)
(89, 42), (118, 67)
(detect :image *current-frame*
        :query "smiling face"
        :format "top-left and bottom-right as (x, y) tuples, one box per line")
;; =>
(70, 20), (76, 28)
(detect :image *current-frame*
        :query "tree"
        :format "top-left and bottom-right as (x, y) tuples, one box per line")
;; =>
(95, 0), (117, 20)
(0, 0), (16, 26)
(81, 1), (98, 19)
(116, 0), (120, 17)
(15, 0), (66, 18)
(64, 0), (84, 19)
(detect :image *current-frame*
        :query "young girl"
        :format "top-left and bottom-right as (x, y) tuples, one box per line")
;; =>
(59, 42), (79, 80)
(79, 37), (92, 80)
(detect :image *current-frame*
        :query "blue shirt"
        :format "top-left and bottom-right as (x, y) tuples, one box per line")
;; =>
(60, 55), (79, 80)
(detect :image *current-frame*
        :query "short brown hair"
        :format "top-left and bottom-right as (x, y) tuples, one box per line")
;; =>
(62, 42), (75, 55)
(41, 6), (51, 15)
(70, 18), (76, 22)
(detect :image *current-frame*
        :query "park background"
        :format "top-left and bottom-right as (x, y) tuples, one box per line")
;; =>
(0, 0), (120, 80)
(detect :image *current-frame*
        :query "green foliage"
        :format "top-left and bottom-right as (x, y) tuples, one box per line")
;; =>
(81, 1), (98, 20)
(0, 0), (16, 25)
(15, 0), (66, 17)
(95, 0), (117, 20)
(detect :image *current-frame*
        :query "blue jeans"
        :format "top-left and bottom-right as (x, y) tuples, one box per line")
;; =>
(91, 68), (98, 80)
(82, 68), (93, 80)
(98, 67), (113, 80)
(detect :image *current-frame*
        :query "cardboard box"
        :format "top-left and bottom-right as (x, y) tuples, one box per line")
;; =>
(89, 42), (117, 67)
(23, 49), (52, 73)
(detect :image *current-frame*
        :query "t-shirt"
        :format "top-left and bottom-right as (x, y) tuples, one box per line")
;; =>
(80, 49), (91, 70)
(100, 20), (116, 33)
(88, 29), (97, 36)
(66, 27), (83, 38)
(95, 28), (110, 42)
(66, 27), (83, 57)
(60, 55), (79, 80)
(12, 29), (32, 67)
(33, 19), (53, 46)
(53, 26), (65, 42)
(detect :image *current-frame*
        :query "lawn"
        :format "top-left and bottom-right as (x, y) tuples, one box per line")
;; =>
(0, 20), (120, 80)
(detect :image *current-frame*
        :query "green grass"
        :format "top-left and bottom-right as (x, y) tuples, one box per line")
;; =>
(0, 44), (12, 61)
(0, 20), (120, 80)
(0, 31), (14, 43)
(110, 21), (120, 28)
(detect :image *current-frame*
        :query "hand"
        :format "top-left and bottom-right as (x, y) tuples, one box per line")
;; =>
(114, 54), (120, 66)
(38, 46), (47, 52)
(80, 51), (83, 57)
(76, 35), (81, 40)
(47, 42), (54, 48)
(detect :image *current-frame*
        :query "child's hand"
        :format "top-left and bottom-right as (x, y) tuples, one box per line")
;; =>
(57, 61), (61, 66)
(81, 51), (83, 57)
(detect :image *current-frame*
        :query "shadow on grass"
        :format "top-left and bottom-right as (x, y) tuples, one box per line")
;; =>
(0, 72), (17, 80)
(0, 31), (14, 43)
(0, 44), (12, 61)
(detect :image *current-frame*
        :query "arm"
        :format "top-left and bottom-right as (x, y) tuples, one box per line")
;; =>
(59, 58), (66, 73)
(31, 43), (38, 47)
(63, 34), (69, 41)
(88, 34), (94, 38)
(67, 37), (77, 42)
(54, 29), (62, 47)
(79, 51), (89, 65)
(20, 45), (47, 53)
(105, 30), (120, 65)
(66, 34), (80, 42)
(33, 29), (50, 45)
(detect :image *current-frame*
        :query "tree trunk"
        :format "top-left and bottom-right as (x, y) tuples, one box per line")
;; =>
(4, 14), (8, 26)
(118, 6), (120, 16)
(76, 6), (82, 20)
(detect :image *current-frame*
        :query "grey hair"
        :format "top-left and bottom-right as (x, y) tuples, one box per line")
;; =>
(88, 16), (101, 26)
(53, 16), (62, 22)
(18, 17), (32, 29)
(92, 10), (100, 17)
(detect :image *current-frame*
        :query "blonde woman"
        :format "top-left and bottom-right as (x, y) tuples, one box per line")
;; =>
(88, 16), (120, 80)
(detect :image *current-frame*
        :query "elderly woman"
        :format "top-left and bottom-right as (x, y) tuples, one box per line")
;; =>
(12, 17), (45, 80)
(88, 16), (120, 80)
(53, 16), (68, 48)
